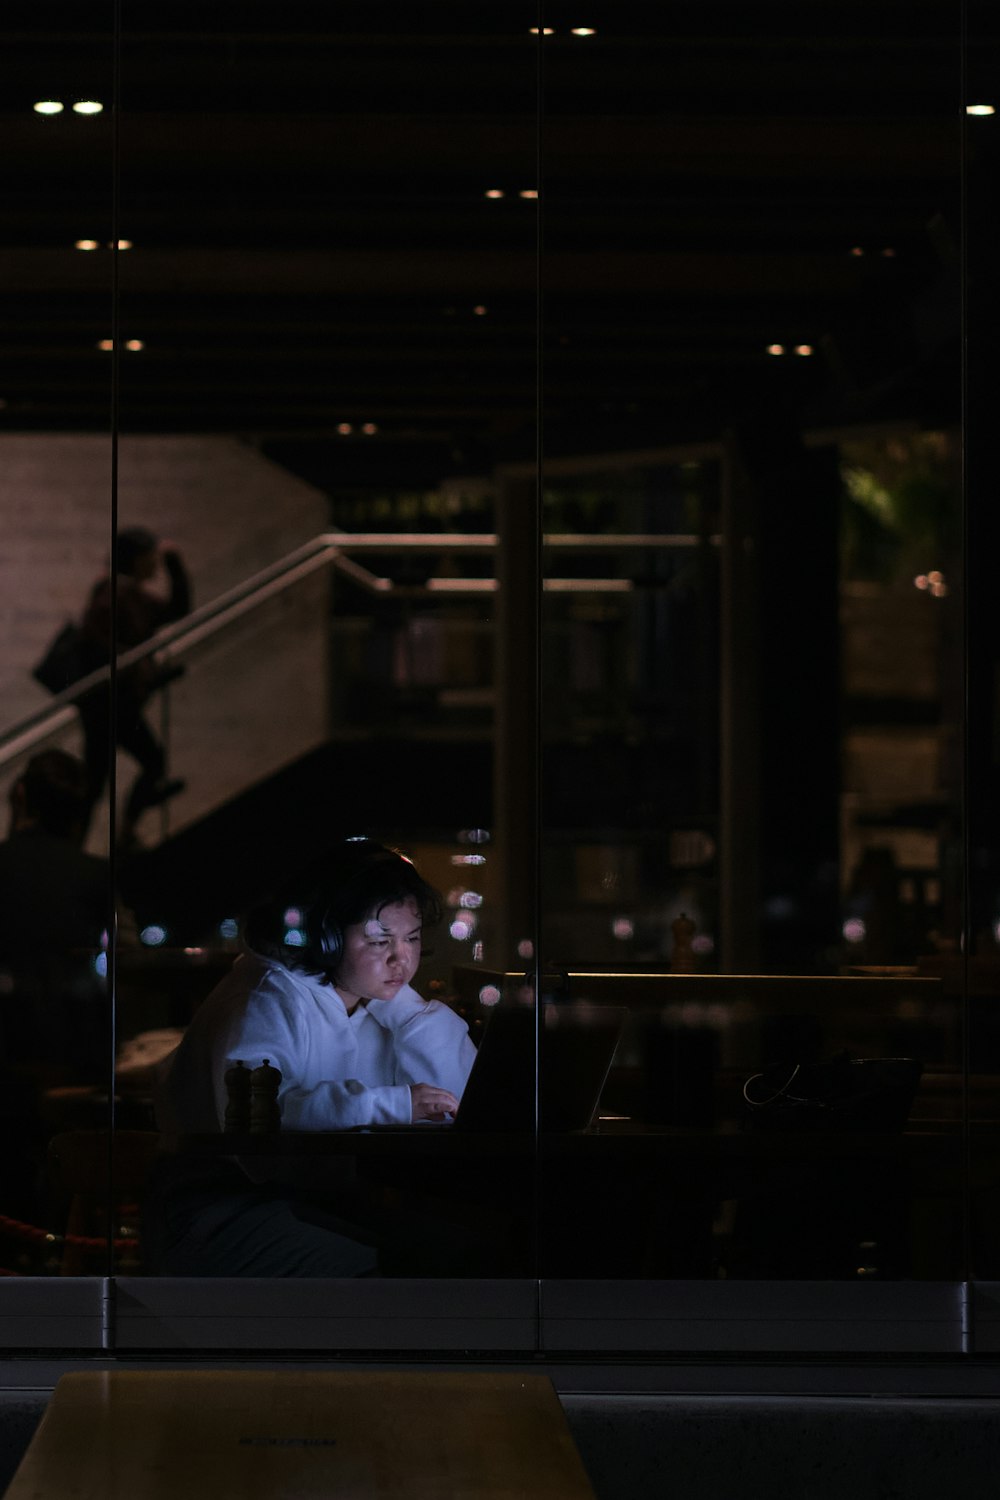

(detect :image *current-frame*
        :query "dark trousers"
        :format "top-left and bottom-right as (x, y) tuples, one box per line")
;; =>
(79, 686), (166, 827)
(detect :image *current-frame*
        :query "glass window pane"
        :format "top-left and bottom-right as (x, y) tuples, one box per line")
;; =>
(0, 3), (116, 1281)
(115, 2), (539, 1286)
(539, 1), (965, 1322)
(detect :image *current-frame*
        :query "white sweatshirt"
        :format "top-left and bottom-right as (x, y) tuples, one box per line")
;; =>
(155, 952), (476, 1133)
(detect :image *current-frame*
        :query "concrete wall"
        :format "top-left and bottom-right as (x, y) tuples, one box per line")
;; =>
(0, 434), (330, 851)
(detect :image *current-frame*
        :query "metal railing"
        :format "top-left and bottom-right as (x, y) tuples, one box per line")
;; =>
(0, 527), (711, 771)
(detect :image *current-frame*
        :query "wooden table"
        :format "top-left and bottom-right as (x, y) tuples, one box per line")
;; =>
(4, 1370), (596, 1499)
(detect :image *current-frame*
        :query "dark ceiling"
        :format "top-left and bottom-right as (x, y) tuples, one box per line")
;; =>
(1, 0), (993, 494)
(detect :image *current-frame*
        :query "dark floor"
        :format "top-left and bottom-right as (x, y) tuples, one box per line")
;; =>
(3, 1387), (1000, 1499)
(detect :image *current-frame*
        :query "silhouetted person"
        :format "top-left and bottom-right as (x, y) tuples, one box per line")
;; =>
(78, 527), (191, 846)
(0, 751), (114, 1221)
(0, 750), (112, 1087)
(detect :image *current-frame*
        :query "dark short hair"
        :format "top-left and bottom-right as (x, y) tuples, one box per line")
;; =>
(115, 526), (158, 574)
(243, 838), (441, 984)
(18, 749), (89, 837)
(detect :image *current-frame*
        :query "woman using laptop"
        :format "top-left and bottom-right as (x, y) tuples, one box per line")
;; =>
(149, 839), (477, 1275)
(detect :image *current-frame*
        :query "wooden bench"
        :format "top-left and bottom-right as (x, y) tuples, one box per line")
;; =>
(4, 1369), (596, 1499)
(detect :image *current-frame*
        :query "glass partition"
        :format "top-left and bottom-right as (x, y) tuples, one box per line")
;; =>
(538, 0), (967, 1320)
(0, 0), (987, 1360)
(112, 2), (539, 1285)
(0, 3), (116, 1282)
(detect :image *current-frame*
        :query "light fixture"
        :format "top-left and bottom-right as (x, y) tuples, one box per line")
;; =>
(97, 339), (114, 351)
(125, 338), (144, 351)
(75, 239), (100, 251)
(361, 422), (378, 435)
(337, 422), (353, 435)
(794, 344), (813, 356)
(473, 304), (488, 316)
(967, 104), (996, 116)
(33, 100), (64, 115)
(571, 27), (596, 35)
(849, 246), (865, 257)
(72, 100), (104, 115)
(529, 27), (555, 35)
(113, 239), (133, 250)
(519, 188), (539, 199)
(484, 188), (505, 199)
(766, 343), (785, 356)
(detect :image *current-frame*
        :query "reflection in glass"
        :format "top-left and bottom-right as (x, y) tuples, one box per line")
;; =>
(538, 3), (965, 1298)
(110, 5), (538, 1279)
(0, 4), (118, 1275)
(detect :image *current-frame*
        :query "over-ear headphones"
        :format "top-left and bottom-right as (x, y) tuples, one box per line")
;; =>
(313, 846), (403, 967)
(244, 838), (437, 978)
(315, 901), (343, 966)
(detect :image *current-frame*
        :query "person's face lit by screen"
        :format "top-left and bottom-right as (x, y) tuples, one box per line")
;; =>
(334, 898), (422, 1012)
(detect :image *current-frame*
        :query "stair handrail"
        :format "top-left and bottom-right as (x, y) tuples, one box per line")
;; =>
(0, 531), (497, 768)
(0, 526), (705, 769)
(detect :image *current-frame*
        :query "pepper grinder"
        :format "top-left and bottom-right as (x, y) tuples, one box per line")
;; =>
(250, 1058), (282, 1134)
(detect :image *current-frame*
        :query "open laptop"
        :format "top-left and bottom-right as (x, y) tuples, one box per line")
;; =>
(359, 1002), (627, 1134)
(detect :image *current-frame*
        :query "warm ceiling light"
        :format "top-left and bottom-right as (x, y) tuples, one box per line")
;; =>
(519, 189), (539, 199)
(849, 246), (865, 257)
(484, 188), (505, 199)
(361, 422), (378, 435)
(571, 27), (596, 35)
(97, 339), (114, 351)
(125, 338), (144, 351)
(112, 239), (133, 250)
(75, 239), (100, 251)
(337, 422), (353, 435)
(766, 343), (785, 356)
(33, 100), (64, 114)
(794, 344), (813, 356)
(529, 27), (555, 35)
(72, 100), (103, 115)
(473, 305), (488, 316)
(967, 104), (996, 116)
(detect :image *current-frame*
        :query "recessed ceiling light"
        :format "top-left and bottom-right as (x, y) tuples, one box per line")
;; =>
(967, 104), (995, 116)
(337, 422), (353, 435)
(362, 422), (378, 435)
(519, 189), (539, 199)
(125, 338), (144, 351)
(473, 305), (488, 316)
(849, 246), (865, 257)
(72, 100), (103, 115)
(571, 27), (596, 35)
(766, 343), (785, 356)
(33, 100), (64, 115)
(113, 239), (133, 250)
(97, 339), (114, 351)
(484, 189), (505, 199)
(75, 239), (100, 251)
(794, 344), (813, 357)
(529, 27), (555, 35)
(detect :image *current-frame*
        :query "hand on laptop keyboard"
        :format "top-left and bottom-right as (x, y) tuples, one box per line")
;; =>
(411, 1083), (460, 1122)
